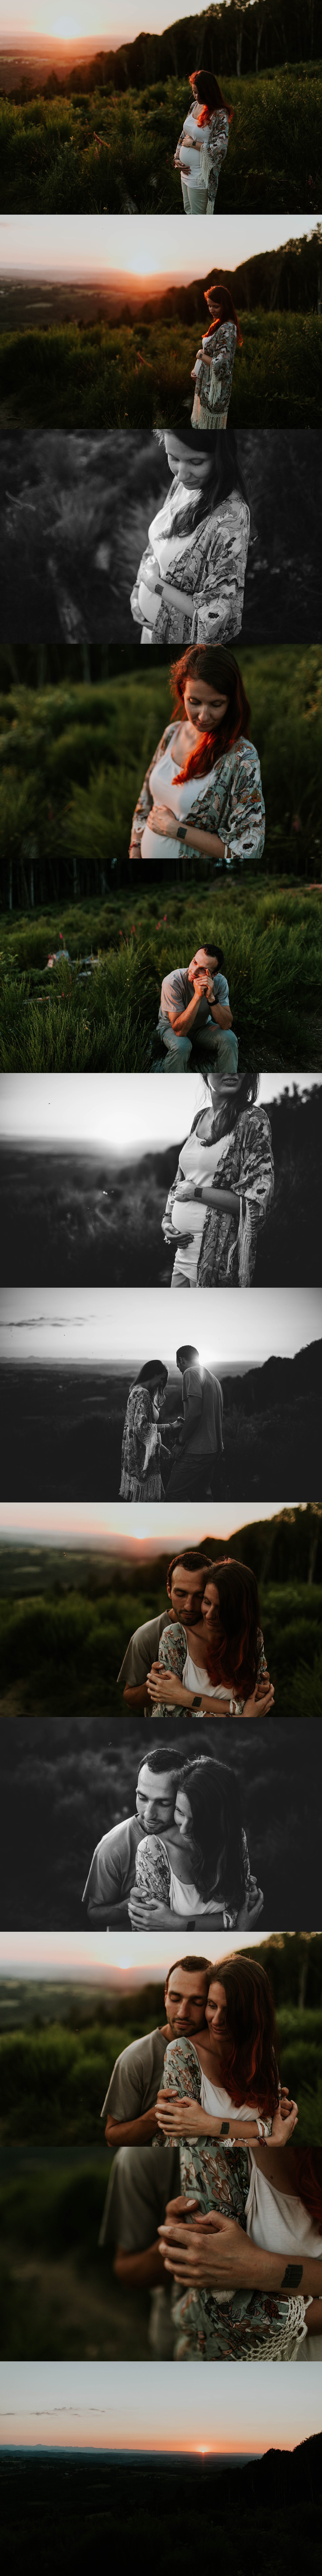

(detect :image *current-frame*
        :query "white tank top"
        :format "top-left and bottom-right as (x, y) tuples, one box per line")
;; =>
(182, 1645), (230, 1703)
(141, 735), (215, 862)
(178, 1130), (231, 1188)
(245, 2153), (322, 2256)
(199, 2070), (262, 2122)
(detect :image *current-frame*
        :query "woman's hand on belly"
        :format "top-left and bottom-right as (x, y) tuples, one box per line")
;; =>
(242, 1682), (274, 1719)
(149, 803), (180, 839)
(146, 1664), (194, 1706)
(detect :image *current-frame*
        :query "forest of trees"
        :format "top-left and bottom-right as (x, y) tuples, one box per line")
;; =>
(20, 3), (321, 100)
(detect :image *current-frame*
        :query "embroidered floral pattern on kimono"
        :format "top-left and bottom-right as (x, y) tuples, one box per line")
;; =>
(199, 108), (230, 209)
(192, 321), (237, 431)
(157, 2037), (303, 2359)
(119, 1385), (162, 1500)
(152, 1614), (266, 1726)
(175, 107), (229, 211)
(164, 1105), (273, 1287)
(131, 489), (250, 646)
(130, 722), (265, 865)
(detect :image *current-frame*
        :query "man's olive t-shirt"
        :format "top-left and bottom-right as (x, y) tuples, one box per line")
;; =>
(101, 2026), (168, 2125)
(160, 966), (229, 1027)
(117, 1612), (168, 1712)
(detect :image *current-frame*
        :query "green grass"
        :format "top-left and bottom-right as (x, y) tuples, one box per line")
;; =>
(1, 309), (321, 431)
(1, 884), (322, 1070)
(1, 653), (322, 1067)
(0, 67), (321, 213)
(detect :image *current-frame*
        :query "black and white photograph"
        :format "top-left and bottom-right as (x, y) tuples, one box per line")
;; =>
(1, 1073), (321, 1289)
(0, 1284), (320, 1501)
(0, 1506), (321, 1930)
(1, 430), (321, 646)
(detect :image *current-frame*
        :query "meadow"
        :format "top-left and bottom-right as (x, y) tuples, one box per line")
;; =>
(0, 310), (321, 432)
(0, 67), (321, 215)
(0, 2455), (321, 2576)
(0, 1941), (321, 2361)
(1, 653), (322, 1070)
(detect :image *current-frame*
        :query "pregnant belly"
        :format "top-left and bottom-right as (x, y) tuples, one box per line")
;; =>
(172, 1198), (205, 1238)
(141, 823), (180, 860)
(179, 149), (204, 181)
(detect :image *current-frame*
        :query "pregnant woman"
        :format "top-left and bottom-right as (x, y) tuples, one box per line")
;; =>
(191, 285), (242, 432)
(130, 429), (251, 647)
(146, 1554), (274, 1723)
(162, 1069), (274, 1288)
(119, 1359), (168, 1501)
(156, 1956), (321, 2358)
(174, 69), (233, 216)
(128, 1754), (264, 1932)
(129, 643), (265, 877)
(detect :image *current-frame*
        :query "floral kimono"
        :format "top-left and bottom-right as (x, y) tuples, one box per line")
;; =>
(175, 107), (229, 212)
(191, 321), (237, 432)
(164, 1105), (274, 1287)
(152, 1613), (267, 1724)
(119, 1384), (162, 1500)
(130, 722), (265, 867)
(131, 488), (250, 646)
(157, 2036), (308, 2360)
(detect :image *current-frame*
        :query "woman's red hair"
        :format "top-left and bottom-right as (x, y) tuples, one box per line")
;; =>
(170, 644), (251, 782)
(189, 69), (234, 127)
(202, 1560), (261, 1701)
(207, 1956), (280, 2117)
(204, 281), (243, 349)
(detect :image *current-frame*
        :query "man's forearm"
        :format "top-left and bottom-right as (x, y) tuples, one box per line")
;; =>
(210, 1003), (233, 1027)
(168, 994), (202, 1034)
(123, 1682), (150, 1711)
(105, 2108), (159, 2148)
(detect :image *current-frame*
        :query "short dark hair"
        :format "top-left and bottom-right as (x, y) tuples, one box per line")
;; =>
(137, 1745), (186, 1778)
(167, 1551), (214, 1586)
(176, 1345), (199, 1365)
(200, 942), (225, 971)
(165, 1954), (214, 1994)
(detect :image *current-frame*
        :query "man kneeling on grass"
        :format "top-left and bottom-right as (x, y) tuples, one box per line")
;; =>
(99, 1954), (212, 2353)
(157, 942), (238, 1074)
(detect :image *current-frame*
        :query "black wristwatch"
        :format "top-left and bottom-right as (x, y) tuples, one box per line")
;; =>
(176, 825), (188, 842)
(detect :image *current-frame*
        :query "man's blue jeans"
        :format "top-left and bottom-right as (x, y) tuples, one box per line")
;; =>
(157, 1014), (239, 1074)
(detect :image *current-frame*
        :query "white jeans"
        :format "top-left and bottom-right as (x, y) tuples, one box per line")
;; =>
(181, 177), (208, 213)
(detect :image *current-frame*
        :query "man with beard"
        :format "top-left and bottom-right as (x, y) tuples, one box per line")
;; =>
(118, 1548), (215, 1719)
(99, 1954), (212, 2353)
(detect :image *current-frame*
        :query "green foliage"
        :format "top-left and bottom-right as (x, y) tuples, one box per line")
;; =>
(1, 310), (321, 431)
(1, 655), (322, 1065)
(0, 69), (321, 213)
(0, 1580), (321, 1715)
(1, 2003), (321, 2139)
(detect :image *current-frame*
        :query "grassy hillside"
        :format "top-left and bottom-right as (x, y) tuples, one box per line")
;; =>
(0, 68), (321, 214)
(1, 652), (322, 1068)
(0, 309), (321, 432)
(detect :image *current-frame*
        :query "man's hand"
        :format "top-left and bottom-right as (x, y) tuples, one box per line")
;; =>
(236, 1879), (264, 1928)
(156, 2089), (207, 2138)
(242, 1683), (275, 1719)
(146, 1664), (187, 1705)
(157, 2208), (253, 2287)
(128, 1891), (171, 1927)
(270, 2095), (298, 2144)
